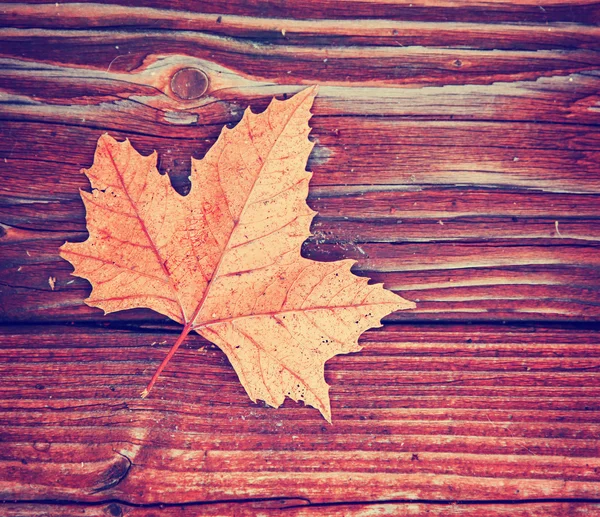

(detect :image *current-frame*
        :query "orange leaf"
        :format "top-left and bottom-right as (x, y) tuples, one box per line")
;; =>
(60, 86), (415, 421)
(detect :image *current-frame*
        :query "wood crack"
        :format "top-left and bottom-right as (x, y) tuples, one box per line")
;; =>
(3, 496), (600, 508)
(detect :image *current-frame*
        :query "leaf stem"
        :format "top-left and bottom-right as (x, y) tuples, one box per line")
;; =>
(141, 323), (193, 398)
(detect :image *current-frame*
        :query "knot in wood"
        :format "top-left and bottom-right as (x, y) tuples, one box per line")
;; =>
(170, 68), (209, 100)
(106, 503), (123, 517)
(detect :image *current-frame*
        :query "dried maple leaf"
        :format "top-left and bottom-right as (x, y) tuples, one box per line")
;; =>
(60, 86), (415, 421)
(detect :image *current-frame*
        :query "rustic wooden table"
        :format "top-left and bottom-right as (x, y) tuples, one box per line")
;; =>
(1, 1), (600, 516)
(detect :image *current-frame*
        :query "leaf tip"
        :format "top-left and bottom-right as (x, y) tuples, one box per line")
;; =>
(301, 84), (319, 97)
(297, 85), (318, 109)
(392, 293), (417, 312)
(98, 132), (116, 145)
(320, 405), (333, 424)
(140, 388), (149, 399)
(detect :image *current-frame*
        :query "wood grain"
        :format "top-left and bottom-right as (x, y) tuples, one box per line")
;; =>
(3, 3), (600, 53)
(1, 324), (599, 505)
(1, 0), (600, 511)
(3, 233), (600, 322)
(3, 501), (600, 516)
(3, 0), (600, 24)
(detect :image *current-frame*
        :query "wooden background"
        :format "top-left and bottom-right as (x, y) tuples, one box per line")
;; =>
(1, 1), (600, 515)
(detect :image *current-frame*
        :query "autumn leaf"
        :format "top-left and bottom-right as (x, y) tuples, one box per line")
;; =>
(60, 86), (415, 421)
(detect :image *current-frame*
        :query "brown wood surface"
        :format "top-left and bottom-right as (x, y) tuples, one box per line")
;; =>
(1, 1), (600, 515)
(2, 325), (600, 510)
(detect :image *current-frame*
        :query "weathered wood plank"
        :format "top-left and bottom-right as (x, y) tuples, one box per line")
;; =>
(3, 3), (600, 51)
(0, 324), (599, 504)
(0, 325), (600, 502)
(4, 119), (600, 194)
(2, 233), (600, 322)
(3, 0), (600, 24)
(3, 66), (600, 129)
(3, 28), (600, 88)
